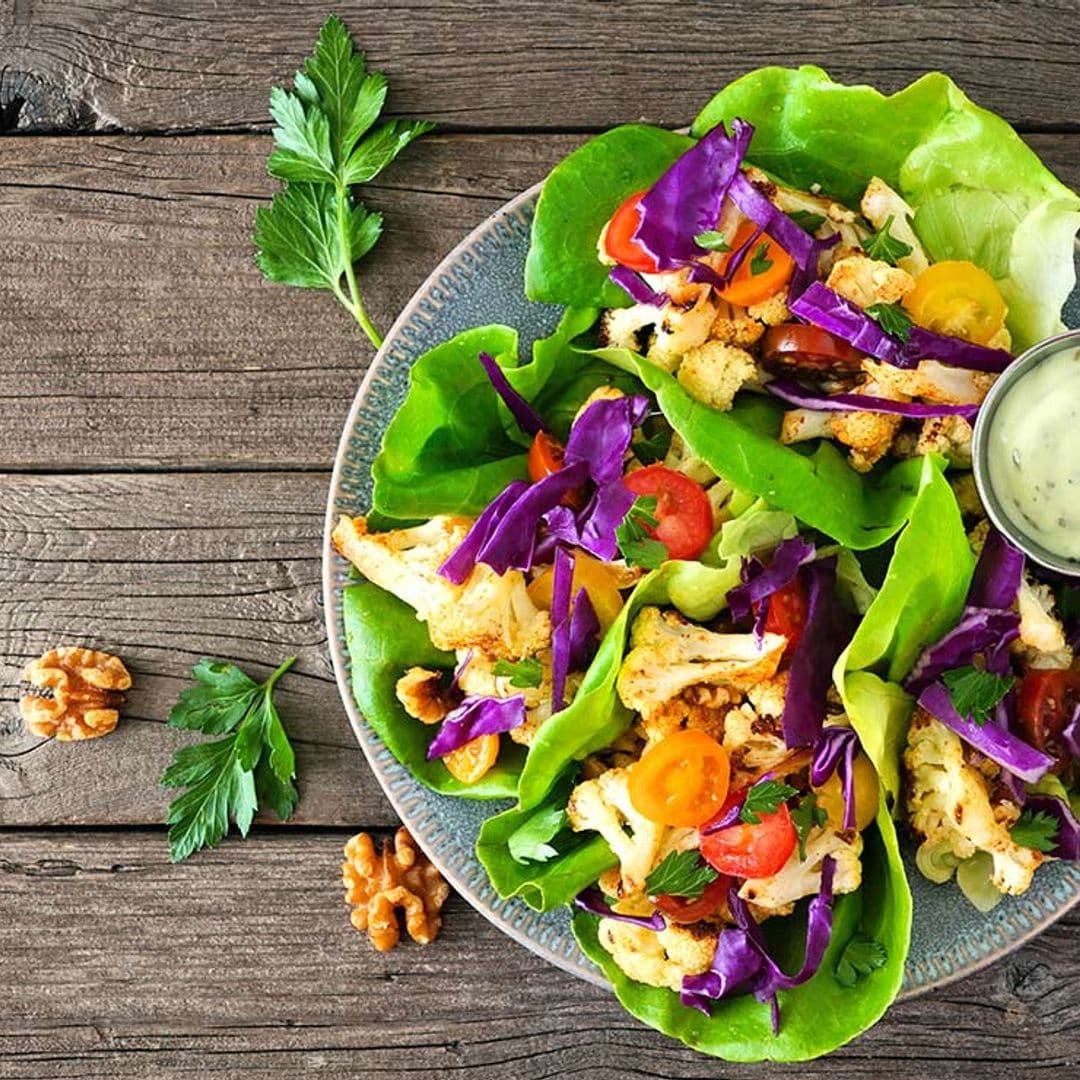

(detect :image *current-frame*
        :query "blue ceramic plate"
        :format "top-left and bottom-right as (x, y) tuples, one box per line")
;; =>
(324, 184), (1080, 997)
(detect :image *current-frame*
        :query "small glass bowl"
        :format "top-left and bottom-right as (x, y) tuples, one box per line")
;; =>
(972, 328), (1080, 577)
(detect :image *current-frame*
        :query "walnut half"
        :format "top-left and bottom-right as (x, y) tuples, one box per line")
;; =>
(20, 646), (131, 741)
(342, 828), (449, 952)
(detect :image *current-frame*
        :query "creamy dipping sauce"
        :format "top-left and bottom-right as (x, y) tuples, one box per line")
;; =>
(985, 345), (1080, 562)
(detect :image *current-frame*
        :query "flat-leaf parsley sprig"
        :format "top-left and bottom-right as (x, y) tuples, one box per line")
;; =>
(254, 15), (433, 347)
(161, 657), (299, 862)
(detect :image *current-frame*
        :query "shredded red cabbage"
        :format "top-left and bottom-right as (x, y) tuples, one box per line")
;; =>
(967, 528), (1025, 610)
(1025, 794), (1080, 860)
(478, 351), (545, 436)
(568, 586), (601, 671)
(765, 378), (980, 420)
(426, 694), (526, 758)
(574, 887), (667, 930)
(905, 607), (1021, 694)
(1064, 703), (1080, 760)
(681, 857), (836, 1033)
(549, 547), (575, 711)
(727, 537), (817, 624)
(783, 559), (854, 748)
(439, 480), (530, 584)
(810, 726), (859, 830)
(633, 119), (753, 270)
(727, 171), (821, 273)
(790, 282), (1013, 373)
(609, 265), (670, 307)
(917, 682), (1054, 783)
(565, 394), (650, 485)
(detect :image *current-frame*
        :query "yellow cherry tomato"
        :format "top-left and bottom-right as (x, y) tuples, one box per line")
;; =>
(443, 733), (499, 785)
(902, 260), (1007, 346)
(813, 751), (879, 833)
(628, 729), (731, 827)
(528, 551), (625, 630)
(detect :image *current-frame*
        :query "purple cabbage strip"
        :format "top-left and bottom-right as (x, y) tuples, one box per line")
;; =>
(574, 887), (666, 930)
(905, 607), (1021, 694)
(788, 232), (841, 302)
(439, 480), (530, 584)
(783, 558), (854, 748)
(608, 265), (670, 307)
(568, 586), (601, 672)
(1026, 794), (1080, 860)
(765, 378), (980, 420)
(565, 394), (651, 486)
(727, 171), (821, 272)
(727, 536), (817, 622)
(426, 695), (526, 759)
(633, 118), (753, 270)
(682, 857), (836, 1032)
(570, 480), (638, 563)
(477, 351), (545, 437)
(549, 547), (575, 712)
(790, 282), (1013, 373)
(1063, 703), (1080, 760)
(917, 682), (1054, 783)
(967, 527), (1025, 610)
(811, 726), (860, 830)
(715, 225), (763, 288)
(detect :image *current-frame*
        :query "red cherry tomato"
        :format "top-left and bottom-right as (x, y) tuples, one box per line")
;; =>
(699, 790), (797, 879)
(756, 576), (809, 659)
(603, 190), (659, 273)
(761, 323), (866, 379)
(1018, 669), (1080, 759)
(653, 873), (732, 924)
(622, 465), (713, 561)
(528, 431), (566, 482)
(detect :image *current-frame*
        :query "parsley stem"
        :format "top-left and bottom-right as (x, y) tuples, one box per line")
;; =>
(264, 655), (297, 694)
(335, 181), (384, 349)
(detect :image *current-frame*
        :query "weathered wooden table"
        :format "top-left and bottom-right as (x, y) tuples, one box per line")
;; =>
(2, 4), (1079, 1076)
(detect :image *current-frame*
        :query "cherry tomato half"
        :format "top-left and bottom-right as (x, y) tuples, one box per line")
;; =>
(761, 323), (866, 380)
(654, 873), (732, 924)
(628, 729), (731, 828)
(902, 260), (1007, 345)
(700, 790), (797, 879)
(717, 220), (794, 307)
(528, 431), (566, 483)
(603, 190), (659, 273)
(622, 465), (713, 561)
(527, 551), (625, 631)
(758, 575), (809, 660)
(1018, 669), (1080, 759)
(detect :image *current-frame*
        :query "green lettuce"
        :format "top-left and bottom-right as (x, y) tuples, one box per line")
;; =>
(589, 344), (929, 550)
(525, 124), (693, 308)
(693, 66), (1080, 350)
(834, 457), (975, 803)
(371, 309), (643, 519)
(573, 803), (910, 1062)
(342, 582), (524, 797)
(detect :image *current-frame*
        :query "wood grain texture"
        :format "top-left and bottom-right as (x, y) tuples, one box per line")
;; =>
(2, 131), (1079, 472)
(0, 831), (1078, 1079)
(0, 470), (397, 827)
(3, 1), (1080, 134)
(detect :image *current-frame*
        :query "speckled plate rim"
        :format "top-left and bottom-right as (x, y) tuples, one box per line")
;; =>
(324, 184), (1080, 1003)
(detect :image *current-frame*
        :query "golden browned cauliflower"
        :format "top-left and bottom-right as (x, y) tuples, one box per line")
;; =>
(826, 253), (915, 310)
(747, 291), (791, 326)
(647, 291), (719, 371)
(597, 918), (717, 992)
(711, 301), (766, 348)
(676, 341), (758, 412)
(860, 177), (930, 276)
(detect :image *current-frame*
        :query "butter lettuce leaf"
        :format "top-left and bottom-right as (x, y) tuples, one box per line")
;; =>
(693, 66), (1080, 350)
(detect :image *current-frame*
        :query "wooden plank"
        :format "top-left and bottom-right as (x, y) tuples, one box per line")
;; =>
(1, 830), (1078, 1079)
(3, 1), (1080, 134)
(2, 131), (1080, 472)
(0, 470), (396, 827)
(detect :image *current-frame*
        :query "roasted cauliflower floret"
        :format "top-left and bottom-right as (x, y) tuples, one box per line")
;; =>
(747, 291), (791, 326)
(618, 608), (785, 719)
(597, 919), (717, 992)
(905, 710), (1042, 895)
(860, 177), (930, 276)
(332, 515), (550, 659)
(567, 767), (694, 896)
(634, 685), (733, 747)
(911, 415), (974, 468)
(1016, 574), (1072, 667)
(826, 254), (915, 310)
(780, 407), (834, 445)
(647, 291), (718, 372)
(395, 667), (455, 725)
(597, 304), (660, 353)
(868, 359), (993, 406)
(676, 341), (758, 412)
(662, 431), (717, 485)
(740, 826), (863, 913)
(721, 702), (794, 787)
(829, 406), (902, 473)
(711, 301), (766, 348)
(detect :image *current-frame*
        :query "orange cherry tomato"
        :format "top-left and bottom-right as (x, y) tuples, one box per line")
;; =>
(700, 790), (797, 879)
(758, 575), (809, 660)
(628, 729), (731, 827)
(622, 465), (714, 561)
(902, 260), (1007, 346)
(717, 220), (794, 307)
(443, 733), (499, 785)
(527, 551), (625, 631)
(527, 430), (585, 509)
(653, 872), (732, 924)
(603, 189), (660, 273)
